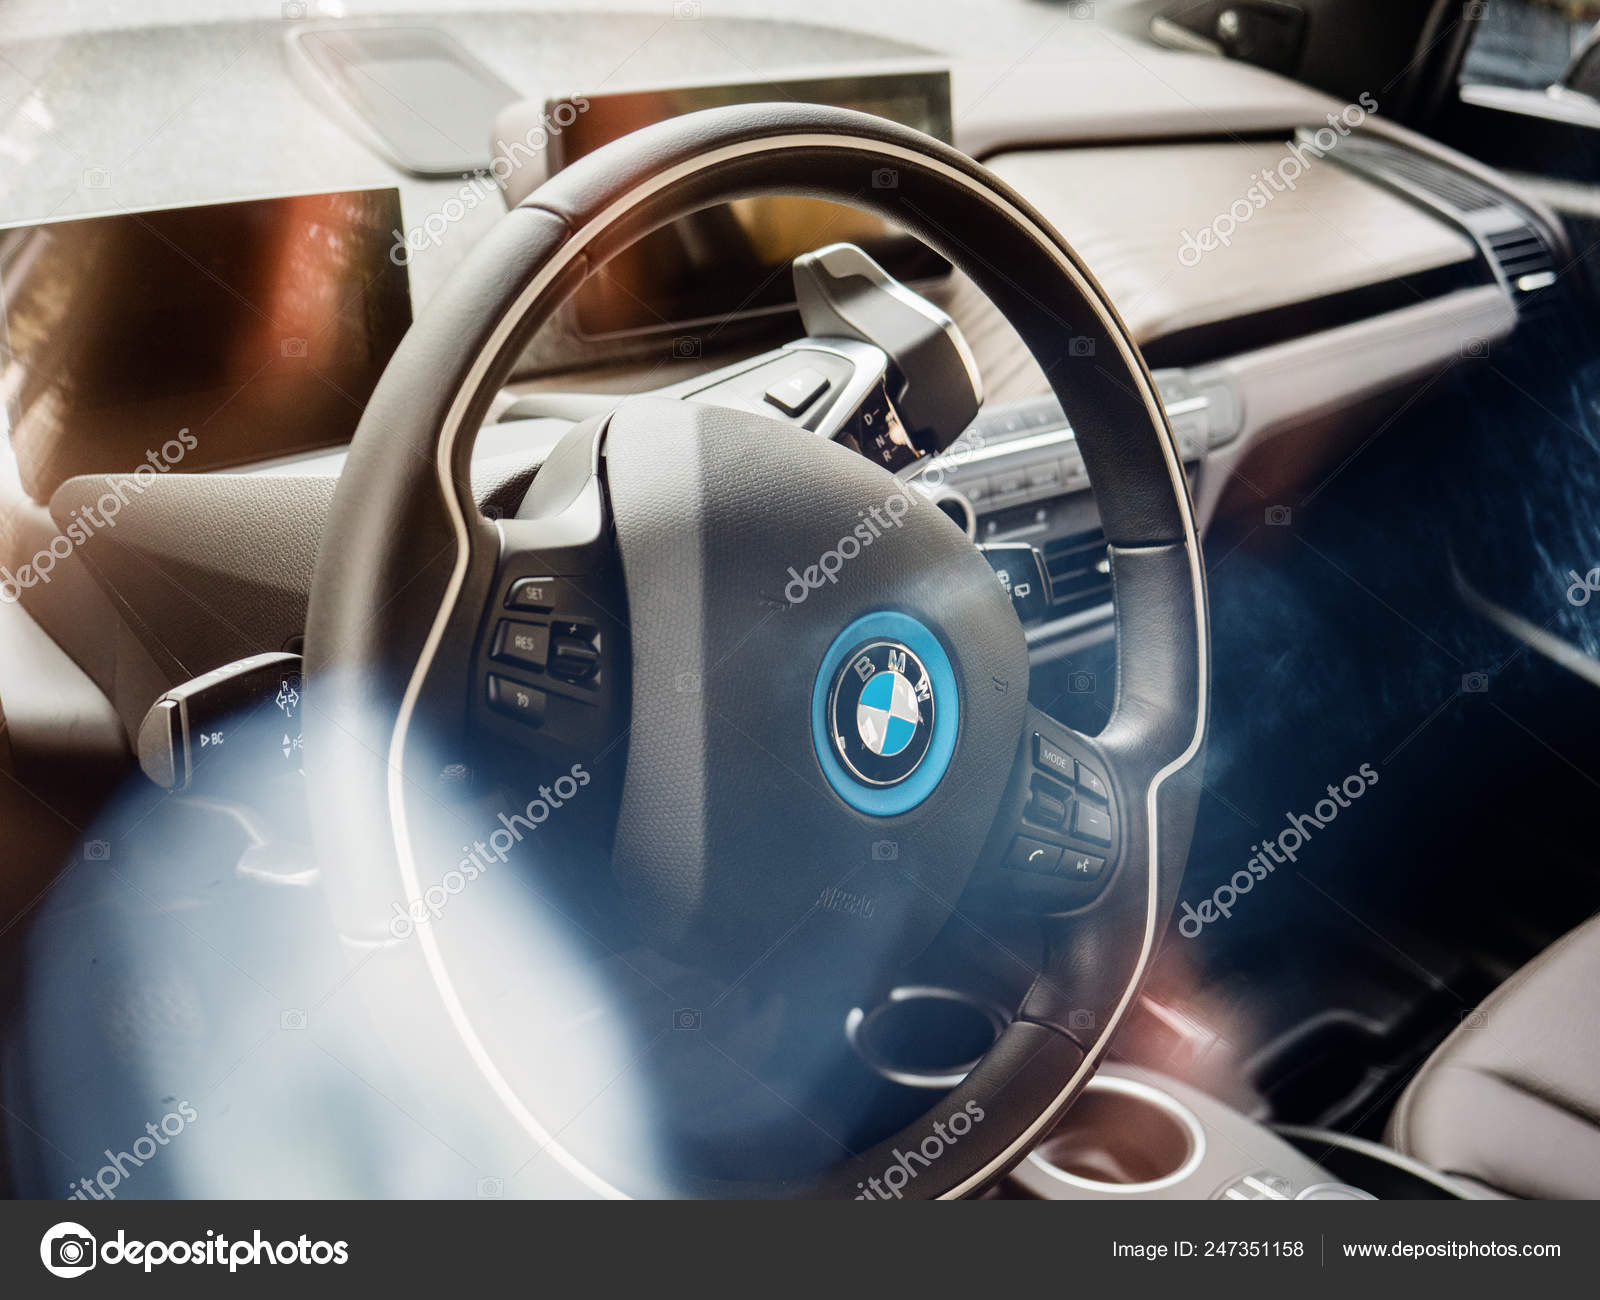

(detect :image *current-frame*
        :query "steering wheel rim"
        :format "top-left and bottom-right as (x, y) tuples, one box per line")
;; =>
(304, 103), (1208, 1199)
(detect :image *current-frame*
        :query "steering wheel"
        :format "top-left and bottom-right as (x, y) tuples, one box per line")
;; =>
(304, 103), (1207, 1199)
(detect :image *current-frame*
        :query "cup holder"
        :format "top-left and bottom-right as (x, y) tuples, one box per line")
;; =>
(846, 986), (1009, 1089)
(1028, 1076), (1206, 1192)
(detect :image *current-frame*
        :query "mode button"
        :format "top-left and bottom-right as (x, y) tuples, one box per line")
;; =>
(1033, 734), (1075, 783)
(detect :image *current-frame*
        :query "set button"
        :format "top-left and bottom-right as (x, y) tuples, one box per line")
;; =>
(505, 577), (556, 612)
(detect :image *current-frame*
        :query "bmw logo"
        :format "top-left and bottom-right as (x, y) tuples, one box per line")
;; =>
(828, 640), (937, 786)
(811, 612), (958, 815)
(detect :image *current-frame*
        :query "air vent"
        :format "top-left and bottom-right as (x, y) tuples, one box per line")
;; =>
(1043, 527), (1112, 618)
(1484, 225), (1557, 297)
(1329, 135), (1558, 304)
(1337, 138), (1500, 212)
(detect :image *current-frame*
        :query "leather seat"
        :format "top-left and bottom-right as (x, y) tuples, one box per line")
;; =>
(1388, 912), (1600, 1198)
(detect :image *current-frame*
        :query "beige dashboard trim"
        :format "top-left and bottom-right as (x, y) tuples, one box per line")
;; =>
(1190, 284), (1516, 529)
(979, 141), (1479, 348)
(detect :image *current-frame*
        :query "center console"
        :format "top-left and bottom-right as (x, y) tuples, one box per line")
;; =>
(844, 987), (1475, 1200)
(919, 366), (1241, 658)
(1009, 1068), (1370, 1201)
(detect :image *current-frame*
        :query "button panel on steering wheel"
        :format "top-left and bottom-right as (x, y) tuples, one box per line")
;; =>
(472, 563), (629, 764)
(976, 707), (1121, 911)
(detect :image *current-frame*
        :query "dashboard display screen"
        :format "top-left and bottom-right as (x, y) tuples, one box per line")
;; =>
(0, 188), (411, 498)
(547, 70), (952, 338)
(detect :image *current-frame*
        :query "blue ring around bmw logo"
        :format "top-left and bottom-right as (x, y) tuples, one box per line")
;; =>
(811, 612), (959, 816)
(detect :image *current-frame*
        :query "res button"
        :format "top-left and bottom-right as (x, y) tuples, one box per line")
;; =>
(492, 619), (550, 672)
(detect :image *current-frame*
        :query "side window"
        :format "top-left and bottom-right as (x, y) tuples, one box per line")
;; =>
(1458, 0), (1597, 92)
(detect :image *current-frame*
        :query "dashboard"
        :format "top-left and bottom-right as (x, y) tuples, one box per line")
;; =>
(0, 188), (412, 498)
(0, 12), (1570, 750)
(549, 69), (953, 337)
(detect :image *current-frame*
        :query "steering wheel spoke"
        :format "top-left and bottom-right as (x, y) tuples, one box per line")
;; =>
(961, 700), (1161, 1048)
(448, 413), (632, 776)
(1011, 538), (1210, 1047)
